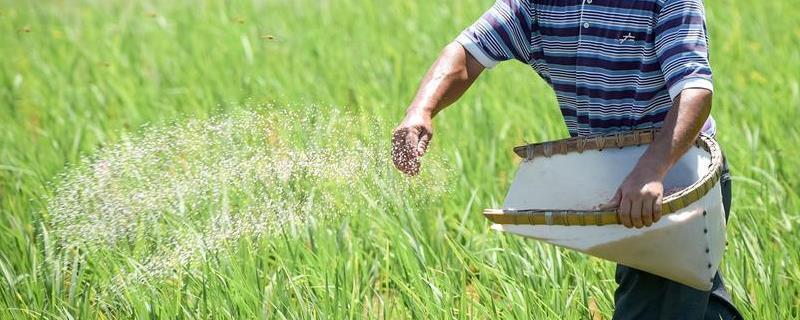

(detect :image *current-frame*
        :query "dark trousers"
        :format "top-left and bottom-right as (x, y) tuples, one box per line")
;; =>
(612, 159), (742, 320)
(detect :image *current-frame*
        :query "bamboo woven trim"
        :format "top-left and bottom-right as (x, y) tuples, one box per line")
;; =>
(512, 129), (657, 159)
(484, 130), (723, 226)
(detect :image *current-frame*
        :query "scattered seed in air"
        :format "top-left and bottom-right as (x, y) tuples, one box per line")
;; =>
(45, 105), (452, 289)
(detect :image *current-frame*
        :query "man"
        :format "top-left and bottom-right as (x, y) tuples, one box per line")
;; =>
(391, 0), (741, 318)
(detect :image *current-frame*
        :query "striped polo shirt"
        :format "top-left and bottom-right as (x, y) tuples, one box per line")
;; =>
(457, 0), (715, 137)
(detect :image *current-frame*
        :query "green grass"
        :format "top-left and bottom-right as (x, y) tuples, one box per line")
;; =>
(1, 0), (799, 318)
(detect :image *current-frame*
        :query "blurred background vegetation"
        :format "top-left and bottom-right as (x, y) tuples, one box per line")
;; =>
(1, 0), (798, 318)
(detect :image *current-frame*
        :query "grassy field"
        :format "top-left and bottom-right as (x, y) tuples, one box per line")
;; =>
(1, 0), (799, 318)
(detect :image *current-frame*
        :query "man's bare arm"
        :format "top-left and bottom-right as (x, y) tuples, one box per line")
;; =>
(603, 88), (713, 228)
(392, 42), (485, 175)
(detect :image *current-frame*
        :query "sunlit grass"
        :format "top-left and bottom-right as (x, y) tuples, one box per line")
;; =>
(1, 0), (798, 318)
(45, 107), (450, 293)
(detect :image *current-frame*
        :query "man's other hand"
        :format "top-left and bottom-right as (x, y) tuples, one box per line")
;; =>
(601, 166), (664, 228)
(392, 112), (433, 176)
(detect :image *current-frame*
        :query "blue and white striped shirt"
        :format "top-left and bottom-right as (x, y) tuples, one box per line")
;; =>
(457, 0), (715, 137)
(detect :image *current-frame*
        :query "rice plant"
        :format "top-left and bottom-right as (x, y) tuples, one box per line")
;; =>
(1, 0), (798, 318)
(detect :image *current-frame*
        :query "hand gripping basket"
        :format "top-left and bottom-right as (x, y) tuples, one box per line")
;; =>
(483, 130), (726, 290)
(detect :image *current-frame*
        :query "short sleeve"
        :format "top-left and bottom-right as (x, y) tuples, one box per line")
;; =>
(655, 0), (714, 100)
(455, 0), (534, 69)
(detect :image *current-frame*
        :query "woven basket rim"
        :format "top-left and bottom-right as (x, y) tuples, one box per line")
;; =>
(484, 129), (723, 226)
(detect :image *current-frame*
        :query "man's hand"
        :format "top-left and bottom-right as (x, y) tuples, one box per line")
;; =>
(392, 112), (433, 176)
(600, 89), (713, 228)
(390, 42), (484, 176)
(602, 165), (665, 228)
